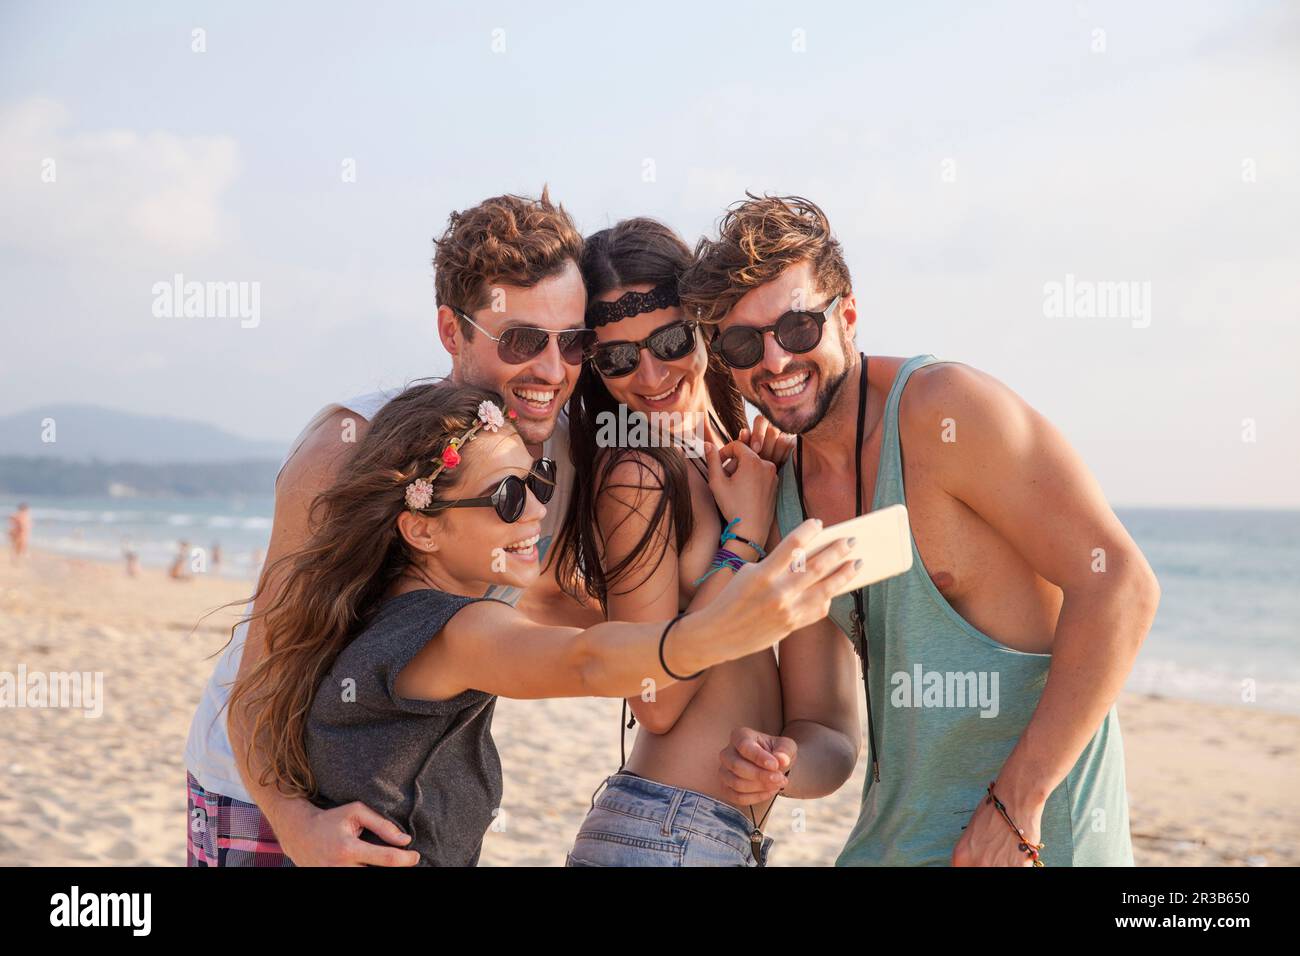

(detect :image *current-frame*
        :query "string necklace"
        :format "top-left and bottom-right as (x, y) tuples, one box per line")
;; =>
(793, 353), (881, 782)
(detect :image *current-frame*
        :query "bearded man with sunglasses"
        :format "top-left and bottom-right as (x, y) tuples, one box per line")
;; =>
(185, 189), (601, 867)
(680, 194), (1160, 867)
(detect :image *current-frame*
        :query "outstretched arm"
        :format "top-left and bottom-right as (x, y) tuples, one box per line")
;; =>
(394, 520), (858, 703)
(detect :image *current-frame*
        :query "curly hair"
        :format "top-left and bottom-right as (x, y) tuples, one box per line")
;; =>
(679, 193), (852, 324)
(432, 186), (584, 333)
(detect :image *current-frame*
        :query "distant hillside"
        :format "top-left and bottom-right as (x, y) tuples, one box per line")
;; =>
(0, 404), (287, 464)
(0, 456), (281, 497)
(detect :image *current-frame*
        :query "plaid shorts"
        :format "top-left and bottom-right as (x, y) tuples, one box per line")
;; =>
(186, 771), (294, 867)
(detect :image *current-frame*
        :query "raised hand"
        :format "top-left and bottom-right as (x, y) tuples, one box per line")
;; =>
(738, 413), (797, 467)
(704, 439), (777, 547)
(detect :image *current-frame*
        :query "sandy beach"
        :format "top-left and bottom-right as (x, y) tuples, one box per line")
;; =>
(1, 549), (1295, 867)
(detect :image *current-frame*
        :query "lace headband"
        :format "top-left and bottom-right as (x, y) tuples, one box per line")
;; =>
(585, 282), (681, 329)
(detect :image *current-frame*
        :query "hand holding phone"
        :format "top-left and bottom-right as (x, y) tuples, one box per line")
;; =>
(801, 504), (913, 596)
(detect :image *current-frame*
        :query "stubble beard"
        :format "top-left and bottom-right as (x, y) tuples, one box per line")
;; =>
(751, 358), (851, 436)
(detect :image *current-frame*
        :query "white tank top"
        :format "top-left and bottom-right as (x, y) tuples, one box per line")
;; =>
(182, 391), (573, 800)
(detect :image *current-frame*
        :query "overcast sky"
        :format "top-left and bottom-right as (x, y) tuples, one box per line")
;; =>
(1, 1), (1296, 507)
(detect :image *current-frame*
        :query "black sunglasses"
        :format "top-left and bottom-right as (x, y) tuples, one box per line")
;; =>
(453, 308), (594, 366)
(588, 319), (700, 378)
(419, 458), (556, 523)
(709, 294), (842, 370)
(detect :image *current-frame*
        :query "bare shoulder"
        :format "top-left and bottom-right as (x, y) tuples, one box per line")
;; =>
(902, 360), (1006, 409)
(899, 361), (1033, 443)
(597, 447), (669, 492)
(276, 409), (372, 499)
(594, 448), (672, 521)
(442, 596), (526, 639)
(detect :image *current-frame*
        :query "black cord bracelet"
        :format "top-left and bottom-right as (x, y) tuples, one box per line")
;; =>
(658, 612), (702, 681)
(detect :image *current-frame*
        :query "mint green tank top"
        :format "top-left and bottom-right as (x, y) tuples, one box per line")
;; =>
(776, 355), (1133, 866)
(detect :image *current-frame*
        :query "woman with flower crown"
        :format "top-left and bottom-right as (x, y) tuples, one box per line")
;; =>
(225, 380), (855, 866)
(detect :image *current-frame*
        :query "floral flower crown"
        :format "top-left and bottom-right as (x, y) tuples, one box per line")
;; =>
(404, 400), (514, 511)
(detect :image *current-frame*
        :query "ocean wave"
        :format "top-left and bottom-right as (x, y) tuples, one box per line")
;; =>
(1126, 656), (1300, 713)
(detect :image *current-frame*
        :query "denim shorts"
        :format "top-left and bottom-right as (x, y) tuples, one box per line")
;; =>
(565, 772), (775, 867)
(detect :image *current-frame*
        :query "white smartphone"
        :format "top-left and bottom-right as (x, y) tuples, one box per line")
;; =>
(801, 503), (913, 597)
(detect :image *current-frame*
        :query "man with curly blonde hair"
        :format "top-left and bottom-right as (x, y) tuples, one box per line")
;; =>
(186, 188), (600, 867)
(683, 193), (1159, 867)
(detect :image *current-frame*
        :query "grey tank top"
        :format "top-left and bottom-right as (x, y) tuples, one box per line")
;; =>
(305, 588), (503, 866)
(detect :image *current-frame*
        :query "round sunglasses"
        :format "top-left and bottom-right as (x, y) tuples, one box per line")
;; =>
(417, 458), (556, 523)
(709, 294), (842, 370)
(453, 308), (594, 366)
(588, 319), (700, 378)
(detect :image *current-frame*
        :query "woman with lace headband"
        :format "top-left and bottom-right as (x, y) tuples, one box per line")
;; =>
(552, 219), (798, 867)
(224, 380), (852, 866)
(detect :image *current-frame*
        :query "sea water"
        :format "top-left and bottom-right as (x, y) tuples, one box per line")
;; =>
(2, 493), (273, 581)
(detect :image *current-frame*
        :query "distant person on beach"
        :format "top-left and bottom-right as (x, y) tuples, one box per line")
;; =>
(211, 542), (223, 572)
(225, 383), (848, 865)
(122, 539), (141, 578)
(8, 503), (31, 562)
(170, 540), (192, 580)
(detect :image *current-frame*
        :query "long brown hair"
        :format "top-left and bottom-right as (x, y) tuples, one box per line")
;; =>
(552, 218), (745, 611)
(226, 381), (508, 798)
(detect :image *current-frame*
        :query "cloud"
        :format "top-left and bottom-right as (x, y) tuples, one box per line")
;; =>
(0, 97), (241, 263)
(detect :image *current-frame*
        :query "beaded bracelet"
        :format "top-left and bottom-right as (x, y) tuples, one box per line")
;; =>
(986, 781), (1045, 866)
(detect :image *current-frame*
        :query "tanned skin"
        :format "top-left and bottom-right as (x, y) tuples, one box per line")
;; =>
(717, 260), (1160, 866)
